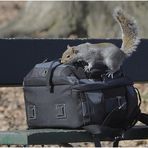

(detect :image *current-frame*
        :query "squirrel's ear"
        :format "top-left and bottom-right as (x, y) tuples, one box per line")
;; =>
(67, 45), (70, 49)
(72, 47), (78, 54)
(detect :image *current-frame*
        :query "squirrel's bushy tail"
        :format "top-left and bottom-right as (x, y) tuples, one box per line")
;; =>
(113, 7), (140, 56)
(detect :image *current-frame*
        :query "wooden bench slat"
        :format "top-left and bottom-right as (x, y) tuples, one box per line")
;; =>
(0, 129), (92, 145)
(0, 126), (148, 145)
(0, 38), (148, 86)
(123, 126), (148, 140)
(0, 131), (27, 145)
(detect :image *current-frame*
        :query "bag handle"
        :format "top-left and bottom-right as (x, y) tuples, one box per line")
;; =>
(45, 60), (61, 92)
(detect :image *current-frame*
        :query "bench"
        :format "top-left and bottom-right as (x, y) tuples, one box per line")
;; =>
(0, 38), (148, 147)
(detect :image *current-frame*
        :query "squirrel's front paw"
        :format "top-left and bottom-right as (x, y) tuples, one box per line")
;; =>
(84, 63), (93, 72)
(106, 70), (114, 79)
(84, 65), (90, 72)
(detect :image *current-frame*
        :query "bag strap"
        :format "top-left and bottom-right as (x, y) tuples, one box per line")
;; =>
(134, 88), (148, 125)
(49, 63), (61, 93)
(83, 125), (102, 147)
(83, 125), (124, 147)
(138, 113), (148, 125)
(93, 135), (101, 147)
(46, 60), (61, 93)
(135, 88), (148, 125)
(126, 87), (143, 127)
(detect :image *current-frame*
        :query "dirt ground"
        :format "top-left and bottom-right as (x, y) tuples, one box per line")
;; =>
(0, 2), (148, 147)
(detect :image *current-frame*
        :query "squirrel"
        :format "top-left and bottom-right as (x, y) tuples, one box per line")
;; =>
(61, 7), (140, 78)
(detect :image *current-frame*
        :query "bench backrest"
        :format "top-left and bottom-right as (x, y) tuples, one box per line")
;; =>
(0, 39), (147, 86)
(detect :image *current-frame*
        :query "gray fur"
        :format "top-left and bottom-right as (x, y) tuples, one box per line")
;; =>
(113, 7), (140, 56)
(61, 7), (140, 77)
(72, 42), (126, 72)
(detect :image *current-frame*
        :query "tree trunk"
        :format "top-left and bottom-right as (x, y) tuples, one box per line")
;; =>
(0, 1), (147, 38)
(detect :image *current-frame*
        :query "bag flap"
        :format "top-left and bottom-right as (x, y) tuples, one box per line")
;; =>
(24, 61), (60, 86)
(24, 61), (87, 86)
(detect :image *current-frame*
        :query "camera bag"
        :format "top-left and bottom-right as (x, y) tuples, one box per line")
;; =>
(23, 60), (144, 146)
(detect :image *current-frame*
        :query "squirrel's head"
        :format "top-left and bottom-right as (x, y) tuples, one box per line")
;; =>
(61, 45), (78, 64)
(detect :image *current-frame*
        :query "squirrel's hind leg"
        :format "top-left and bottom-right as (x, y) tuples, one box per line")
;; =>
(105, 66), (121, 78)
(104, 57), (121, 78)
(106, 69), (115, 79)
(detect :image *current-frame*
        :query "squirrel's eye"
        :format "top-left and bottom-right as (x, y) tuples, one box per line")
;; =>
(67, 55), (70, 58)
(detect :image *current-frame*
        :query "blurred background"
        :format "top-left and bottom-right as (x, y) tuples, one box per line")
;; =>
(0, 1), (148, 147)
(0, 1), (148, 38)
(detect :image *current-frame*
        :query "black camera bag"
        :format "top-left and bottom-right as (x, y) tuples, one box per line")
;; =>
(23, 60), (141, 131)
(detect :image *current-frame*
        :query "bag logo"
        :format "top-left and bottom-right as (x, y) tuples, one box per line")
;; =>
(56, 104), (67, 119)
(27, 105), (36, 120)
